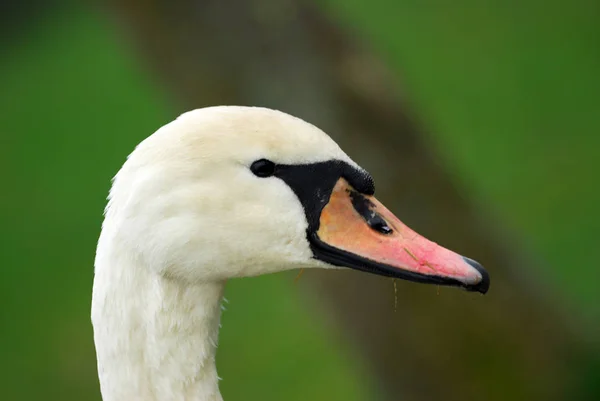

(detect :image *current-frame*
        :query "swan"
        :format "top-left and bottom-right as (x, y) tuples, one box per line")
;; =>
(92, 106), (489, 401)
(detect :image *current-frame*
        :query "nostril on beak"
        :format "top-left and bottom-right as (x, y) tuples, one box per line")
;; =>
(462, 256), (490, 294)
(368, 215), (393, 235)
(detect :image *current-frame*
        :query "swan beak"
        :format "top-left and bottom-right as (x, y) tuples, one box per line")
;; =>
(311, 179), (489, 294)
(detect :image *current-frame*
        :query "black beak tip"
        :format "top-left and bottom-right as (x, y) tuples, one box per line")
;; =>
(462, 256), (490, 294)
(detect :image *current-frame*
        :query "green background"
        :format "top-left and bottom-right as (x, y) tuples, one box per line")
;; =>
(1, 1), (598, 400)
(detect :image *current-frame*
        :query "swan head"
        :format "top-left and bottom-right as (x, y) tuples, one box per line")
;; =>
(104, 106), (488, 292)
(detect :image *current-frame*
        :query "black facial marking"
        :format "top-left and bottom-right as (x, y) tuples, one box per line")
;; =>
(272, 160), (374, 232)
(348, 189), (393, 235)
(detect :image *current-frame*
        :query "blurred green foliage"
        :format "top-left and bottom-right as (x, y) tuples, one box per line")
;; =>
(321, 0), (600, 316)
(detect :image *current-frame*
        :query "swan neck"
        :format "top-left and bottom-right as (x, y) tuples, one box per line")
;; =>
(92, 256), (225, 401)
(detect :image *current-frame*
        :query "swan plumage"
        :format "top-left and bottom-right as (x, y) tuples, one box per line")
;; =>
(92, 106), (488, 401)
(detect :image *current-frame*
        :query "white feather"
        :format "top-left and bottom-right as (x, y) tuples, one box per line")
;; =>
(92, 106), (359, 401)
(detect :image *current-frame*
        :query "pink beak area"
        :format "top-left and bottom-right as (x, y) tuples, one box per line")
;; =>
(311, 179), (489, 293)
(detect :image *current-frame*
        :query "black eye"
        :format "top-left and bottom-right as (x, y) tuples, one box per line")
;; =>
(250, 159), (276, 177)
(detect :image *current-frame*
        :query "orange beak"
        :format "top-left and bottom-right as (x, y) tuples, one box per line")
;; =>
(309, 179), (489, 293)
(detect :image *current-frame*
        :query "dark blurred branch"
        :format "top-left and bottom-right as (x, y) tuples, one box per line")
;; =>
(107, 1), (593, 400)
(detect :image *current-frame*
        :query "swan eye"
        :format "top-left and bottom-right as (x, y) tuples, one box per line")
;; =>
(250, 159), (276, 177)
